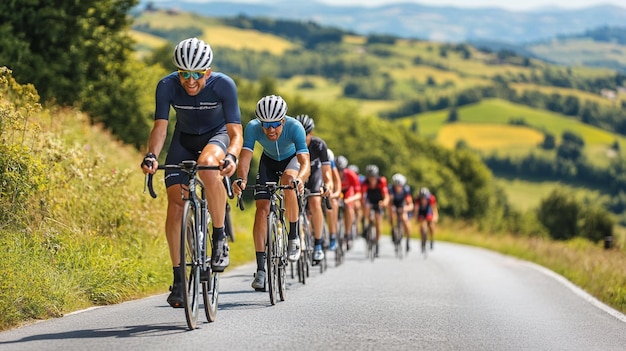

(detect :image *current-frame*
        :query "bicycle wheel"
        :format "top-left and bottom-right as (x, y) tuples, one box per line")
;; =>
(277, 221), (287, 301)
(395, 223), (404, 260)
(421, 224), (428, 259)
(203, 226), (218, 322)
(267, 212), (278, 305)
(320, 221), (329, 273)
(181, 201), (200, 329)
(368, 225), (376, 262)
(225, 202), (235, 242)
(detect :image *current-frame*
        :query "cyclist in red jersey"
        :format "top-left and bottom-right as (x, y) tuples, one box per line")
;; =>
(414, 187), (439, 252)
(361, 165), (389, 257)
(336, 155), (361, 249)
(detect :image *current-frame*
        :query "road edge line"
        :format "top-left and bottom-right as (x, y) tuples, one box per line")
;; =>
(520, 259), (626, 324)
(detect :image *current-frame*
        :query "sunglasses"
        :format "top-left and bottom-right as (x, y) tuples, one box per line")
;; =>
(262, 121), (283, 129)
(178, 70), (207, 80)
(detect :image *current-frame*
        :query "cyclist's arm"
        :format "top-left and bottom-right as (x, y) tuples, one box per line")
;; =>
(295, 153), (310, 183)
(147, 119), (168, 158)
(234, 149), (253, 193)
(433, 203), (439, 223)
(404, 195), (414, 212)
(331, 168), (342, 197)
(225, 123), (243, 160)
(321, 164), (333, 193)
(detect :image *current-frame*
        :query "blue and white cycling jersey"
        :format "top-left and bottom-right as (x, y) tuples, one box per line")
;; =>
(243, 116), (309, 161)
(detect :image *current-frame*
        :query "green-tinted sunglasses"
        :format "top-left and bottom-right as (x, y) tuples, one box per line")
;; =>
(178, 70), (207, 80)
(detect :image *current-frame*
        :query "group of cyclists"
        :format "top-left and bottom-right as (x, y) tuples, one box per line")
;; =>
(141, 38), (439, 308)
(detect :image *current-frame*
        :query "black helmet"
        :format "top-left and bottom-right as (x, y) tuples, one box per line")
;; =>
(295, 114), (315, 134)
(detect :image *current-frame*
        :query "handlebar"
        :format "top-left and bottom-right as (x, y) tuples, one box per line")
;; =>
(235, 181), (299, 211)
(144, 160), (233, 199)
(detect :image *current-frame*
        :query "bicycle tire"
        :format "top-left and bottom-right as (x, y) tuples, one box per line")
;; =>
(320, 221), (329, 273)
(225, 202), (235, 243)
(203, 213), (218, 322)
(395, 221), (404, 260)
(368, 224), (376, 262)
(181, 201), (200, 329)
(267, 211), (278, 305)
(277, 220), (287, 301)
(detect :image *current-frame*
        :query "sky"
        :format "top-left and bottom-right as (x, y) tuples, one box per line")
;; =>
(314, 0), (624, 10)
(189, 0), (626, 11)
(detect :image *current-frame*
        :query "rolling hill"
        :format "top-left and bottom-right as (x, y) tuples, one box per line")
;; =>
(130, 9), (626, 215)
(137, 1), (626, 44)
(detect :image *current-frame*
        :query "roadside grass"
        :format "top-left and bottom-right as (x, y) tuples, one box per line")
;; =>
(437, 222), (626, 314)
(0, 73), (255, 331)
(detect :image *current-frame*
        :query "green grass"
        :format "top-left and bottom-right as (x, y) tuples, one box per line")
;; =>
(437, 123), (545, 153)
(438, 223), (626, 314)
(529, 38), (626, 70)
(396, 99), (626, 164)
(494, 177), (605, 211)
(0, 71), (256, 331)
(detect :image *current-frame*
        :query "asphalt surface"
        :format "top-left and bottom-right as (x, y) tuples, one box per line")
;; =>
(1, 239), (625, 351)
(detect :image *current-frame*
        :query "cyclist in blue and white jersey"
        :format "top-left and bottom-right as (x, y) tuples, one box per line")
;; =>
(233, 95), (310, 291)
(141, 38), (243, 308)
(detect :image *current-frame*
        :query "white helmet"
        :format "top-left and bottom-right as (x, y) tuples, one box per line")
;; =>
(255, 95), (288, 122)
(392, 173), (406, 186)
(327, 148), (335, 162)
(173, 38), (213, 71)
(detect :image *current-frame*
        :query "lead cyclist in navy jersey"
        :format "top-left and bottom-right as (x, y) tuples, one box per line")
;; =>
(233, 95), (310, 291)
(141, 38), (243, 308)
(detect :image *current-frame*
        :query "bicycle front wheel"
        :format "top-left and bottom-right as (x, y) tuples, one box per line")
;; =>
(203, 211), (218, 323)
(267, 212), (278, 305)
(181, 201), (200, 329)
(277, 220), (287, 301)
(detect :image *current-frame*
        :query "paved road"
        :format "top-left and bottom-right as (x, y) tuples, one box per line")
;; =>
(1, 239), (625, 350)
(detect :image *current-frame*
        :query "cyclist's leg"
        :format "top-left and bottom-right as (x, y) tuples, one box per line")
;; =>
(427, 216), (435, 249)
(252, 155), (278, 289)
(164, 130), (195, 306)
(402, 209), (411, 239)
(374, 205), (383, 243)
(327, 197), (339, 249)
(281, 156), (302, 261)
(198, 133), (231, 269)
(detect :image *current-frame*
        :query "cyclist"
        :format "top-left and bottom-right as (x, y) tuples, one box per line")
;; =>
(348, 164), (365, 237)
(414, 187), (439, 251)
(232, 95), (310, 291)
(361, 165), (389, 257)
(295, 114), (333, 262)
(388, 173), (414, 252)
(326, 149), (342, 251)
(141, 38), (243, 308)
(336, 156), (361, 250)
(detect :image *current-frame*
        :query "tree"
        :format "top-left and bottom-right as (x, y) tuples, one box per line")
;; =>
(447, 107), (459, 123)
(426, 76), (436, 86)
(537, 189), (580, 240)
(541, 132), (556, 150)
(0, 0), (147, 147)
(578, 207), (614, 243)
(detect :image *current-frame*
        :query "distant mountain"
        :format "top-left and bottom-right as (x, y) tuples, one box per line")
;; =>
(140, 0), (626, 43)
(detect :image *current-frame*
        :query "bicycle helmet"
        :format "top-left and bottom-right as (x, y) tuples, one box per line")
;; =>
(295, 114), (315, 134)
(173, 38), (213, 71)
(419, 187), (431, 198)
(327, 148), (335, 162)
(392, 173), (406, 186)
(255, 95), (287, 122)
(336, 156), (348, 170)
(365, 164), (379, 177)
(348, 164), (359, 174)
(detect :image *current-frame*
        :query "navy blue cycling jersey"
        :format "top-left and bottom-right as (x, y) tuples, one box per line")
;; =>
(390, 184), (412, 207)
(308, 136), (330, 171)
(154, 72), (241, 134)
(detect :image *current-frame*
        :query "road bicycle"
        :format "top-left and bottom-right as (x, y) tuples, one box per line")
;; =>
(391, 206), (404, 260)
(364, 207), (378, 262)
(146, 160), (234, 329)
(237, 181), (299, 305)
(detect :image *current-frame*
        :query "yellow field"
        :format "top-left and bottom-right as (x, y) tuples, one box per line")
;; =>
(203, 26), (294, 55)
(281, 75), (343, 102)
(129, 30), (169, 48)
(343, 35), (366, 45)
(437, 123), (545, 151)
(134, 11), (221, 29)
(510, 83), (619, 105)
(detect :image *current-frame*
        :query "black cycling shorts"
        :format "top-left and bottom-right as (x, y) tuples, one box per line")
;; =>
(305, 166), (323, 193)
(164, 128), (229, 187)
(255, 153), (300, 200)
